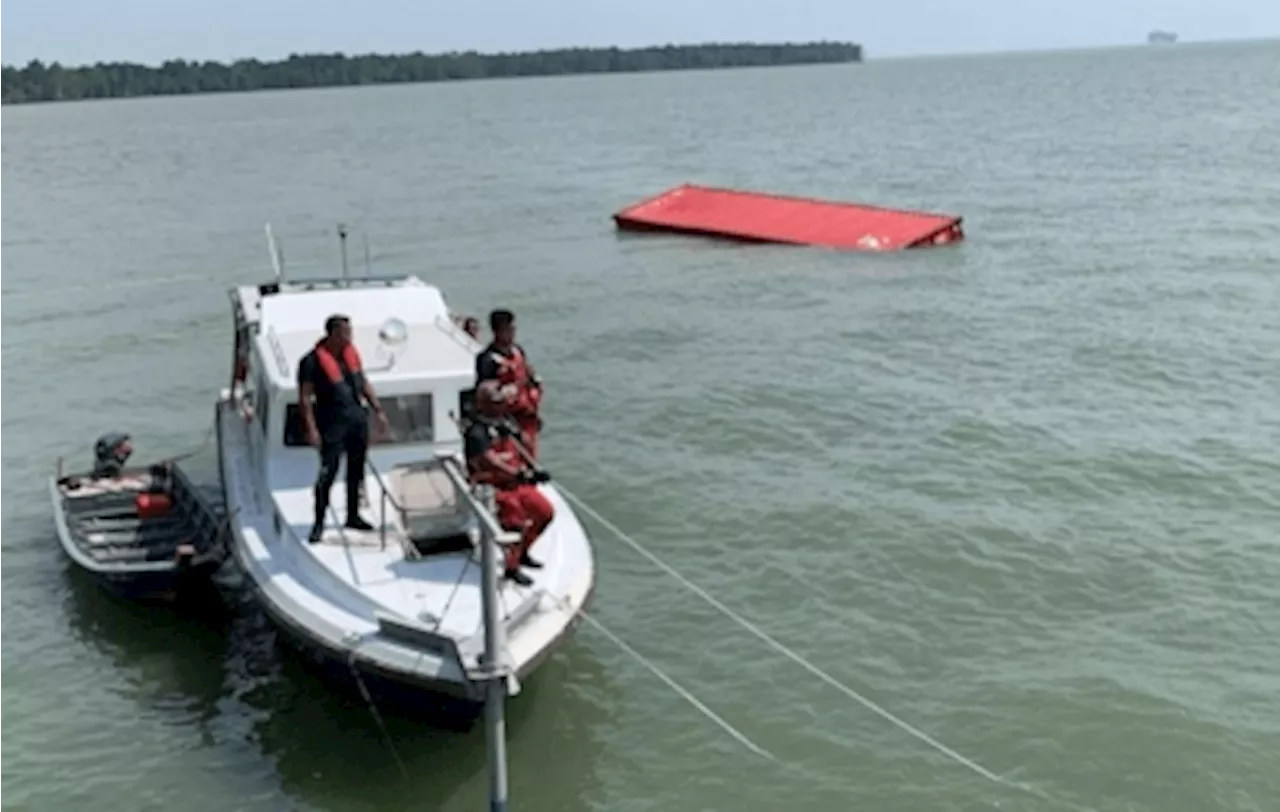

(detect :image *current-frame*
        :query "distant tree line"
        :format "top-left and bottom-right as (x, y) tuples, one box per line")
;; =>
(1, 42), (862, 104)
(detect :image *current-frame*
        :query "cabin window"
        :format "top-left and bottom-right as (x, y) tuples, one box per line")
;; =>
(375, 394), (436, 444)
(283, 393), (435, 446)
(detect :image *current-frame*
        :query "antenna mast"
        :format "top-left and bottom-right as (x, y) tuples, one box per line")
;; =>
(337, 223), (350, 285)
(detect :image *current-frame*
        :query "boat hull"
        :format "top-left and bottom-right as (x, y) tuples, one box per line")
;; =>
(71, 559), (226, 603)
(216, 397), (596, 725)
(244, 570), (489, 724)
(224, 512), (598, 726)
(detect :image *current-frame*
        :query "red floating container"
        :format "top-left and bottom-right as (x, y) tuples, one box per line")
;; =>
(613, 184), (964, 252)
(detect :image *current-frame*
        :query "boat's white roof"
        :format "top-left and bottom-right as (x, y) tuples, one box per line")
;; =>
(246, 278), (480, 392)
(258, 279), (448, 333)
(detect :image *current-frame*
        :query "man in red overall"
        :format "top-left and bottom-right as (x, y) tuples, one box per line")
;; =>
(475, 308), (543, 460)
(464, 381), (554, 586)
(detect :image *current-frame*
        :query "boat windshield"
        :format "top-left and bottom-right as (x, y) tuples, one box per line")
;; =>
(283, 393), (435, 447)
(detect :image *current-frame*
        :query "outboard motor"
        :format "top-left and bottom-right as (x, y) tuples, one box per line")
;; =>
(91, 432), (133, 479)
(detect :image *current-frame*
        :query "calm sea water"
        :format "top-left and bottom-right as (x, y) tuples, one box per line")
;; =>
(4, 41), (1280, 812)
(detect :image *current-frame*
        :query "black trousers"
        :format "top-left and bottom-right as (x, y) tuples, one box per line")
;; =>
(313, 420), (368, 528)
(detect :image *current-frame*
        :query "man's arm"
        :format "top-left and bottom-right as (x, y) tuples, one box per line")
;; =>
(360, 375), (384, 416)
(297, 357), (319, 444)
(476, 349), (501, 383)
(466, 425), (523, 481)
(359, 373), (389, 438)
(480, 448), (524, 479)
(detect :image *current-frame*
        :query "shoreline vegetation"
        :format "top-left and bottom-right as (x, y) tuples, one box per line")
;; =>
(1, 41), (862, 105)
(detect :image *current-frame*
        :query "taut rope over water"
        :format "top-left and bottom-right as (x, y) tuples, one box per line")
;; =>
(574, 609), (776, 761)
(555, 485), (1098, 812)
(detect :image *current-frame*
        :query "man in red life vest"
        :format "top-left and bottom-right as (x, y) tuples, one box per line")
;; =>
(297, 314), (390, 544)
(465, 381), (553, 587)
(475, 308), (543, 460)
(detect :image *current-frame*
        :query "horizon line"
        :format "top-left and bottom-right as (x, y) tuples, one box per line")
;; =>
(880, 34), (1278, 59)
(4, 34), (1275, 75)
(1, 40), (862, 72)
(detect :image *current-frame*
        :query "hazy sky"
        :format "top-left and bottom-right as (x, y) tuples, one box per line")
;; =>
(2, 0), (1277, 66)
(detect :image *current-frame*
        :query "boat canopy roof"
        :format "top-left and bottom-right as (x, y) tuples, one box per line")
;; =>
(238, 277), (479, 396)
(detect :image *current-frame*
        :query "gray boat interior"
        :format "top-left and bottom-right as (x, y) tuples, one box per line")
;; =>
(57, 465), (225, 567)
(383, 459), (477, 557)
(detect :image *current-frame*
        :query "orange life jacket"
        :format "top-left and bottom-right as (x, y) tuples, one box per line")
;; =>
(494, 345), (529, 385)
(492, 346), (540, 416)
(314, 341), (362, 383)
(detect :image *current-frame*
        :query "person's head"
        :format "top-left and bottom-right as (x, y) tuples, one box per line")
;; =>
(92, 431), (133, 477)
(462, 316), (480, 339)
(489, 309), (516, 346)
(323, 314), (352, 348)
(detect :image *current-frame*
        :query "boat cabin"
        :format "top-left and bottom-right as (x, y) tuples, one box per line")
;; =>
(226, 276), (487, 554)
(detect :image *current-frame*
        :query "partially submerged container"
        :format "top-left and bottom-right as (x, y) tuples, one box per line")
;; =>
(613, 184), (963, 251)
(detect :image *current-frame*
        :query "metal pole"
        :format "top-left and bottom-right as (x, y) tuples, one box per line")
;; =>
(476, 481), (510, 812)
(265, 223), (285, 281)
(439, 459), (514, 812)
(337, 223), (350, 284)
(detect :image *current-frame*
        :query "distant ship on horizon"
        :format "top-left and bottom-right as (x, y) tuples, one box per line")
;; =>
(1147, 30), (1178, 44)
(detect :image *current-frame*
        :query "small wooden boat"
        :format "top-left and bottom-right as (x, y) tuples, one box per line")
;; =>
(50, 432), (229, 601)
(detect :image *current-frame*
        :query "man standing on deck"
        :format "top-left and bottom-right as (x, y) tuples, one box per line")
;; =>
(465, 381), (553, 586)
(298, 314), (390, 544)
(475, 308), (543, 459)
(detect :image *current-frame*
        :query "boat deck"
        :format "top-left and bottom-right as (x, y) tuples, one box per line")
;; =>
(272, 466), (573, 641)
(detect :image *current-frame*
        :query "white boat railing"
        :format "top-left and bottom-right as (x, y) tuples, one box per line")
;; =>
(360, 455), (420, 559)
(437, 450), (514, 809)
(261, 274), (420, 293)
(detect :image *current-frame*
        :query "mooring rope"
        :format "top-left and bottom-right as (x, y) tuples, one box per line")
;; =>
(178, 386), (1083, 805)
(555, 485), (1097, 811)
(578, 611), (776, 761)
(58, 417), (217, 475)
(167, 420), (217, 464)
(346, 640), (412, 781)
(541, 587), (774, 761)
